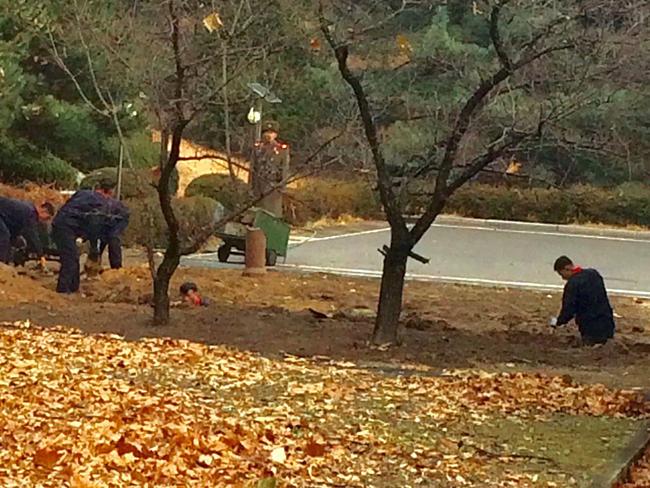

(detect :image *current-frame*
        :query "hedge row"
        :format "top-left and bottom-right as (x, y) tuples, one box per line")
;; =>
(185, 174), (383, 226)
(55, 174), (649, 252)
(185, 173), (249, 211)
(445, 183), (650, 227)
(283, 179), (650, 228)
(285, 177), (381, 225)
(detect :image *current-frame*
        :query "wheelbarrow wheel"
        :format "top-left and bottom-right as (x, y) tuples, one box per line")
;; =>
(265, 249), (278, 267)
(217, 244), (231, 263)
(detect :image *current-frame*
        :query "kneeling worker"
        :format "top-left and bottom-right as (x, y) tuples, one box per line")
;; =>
(0, 197), (55, 266)
(552, 256), (615, 346)
(52, 180), (127, 293)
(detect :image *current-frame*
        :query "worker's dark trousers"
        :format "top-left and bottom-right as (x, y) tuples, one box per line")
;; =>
(99, 237), (122, 269)
(0, 218), (11, 264)
(578, 318), (615, 346)
(52, 225), (80, 293)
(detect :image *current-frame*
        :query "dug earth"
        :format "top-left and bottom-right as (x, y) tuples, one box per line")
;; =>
(1, 262), (650, 392)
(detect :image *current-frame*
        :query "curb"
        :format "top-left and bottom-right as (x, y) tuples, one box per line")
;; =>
(431, 215), (650, 241)
(590, 420), (650, 488)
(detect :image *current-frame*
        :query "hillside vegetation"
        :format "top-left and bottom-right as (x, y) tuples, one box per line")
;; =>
(1, 1), (648, 189)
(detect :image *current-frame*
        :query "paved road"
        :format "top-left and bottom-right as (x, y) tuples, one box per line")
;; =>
(185, 219), (650, 297)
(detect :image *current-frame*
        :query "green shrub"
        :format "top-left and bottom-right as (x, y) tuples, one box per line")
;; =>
(446, 183), (650, 227)
(443, 185), (578, 224)
(286, 178), (650, 228)
(16, 96), (109, 171)
(0, 137), (77, 187)
(286, 177), (380, 225)
(80, 167), (158, 199)
(123, 196), (222, 249)
(104, 131), (159, 169)
(80, 165), (181, 199)
(185, 173), (251, 211)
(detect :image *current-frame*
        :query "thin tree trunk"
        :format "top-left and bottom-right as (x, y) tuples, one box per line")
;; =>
(159, 129), (169, 169)
(372, 244), (409, 345)
(222, 45), (236, 182)
(153, 252), (179, 325)
(152, 125), (184, 326)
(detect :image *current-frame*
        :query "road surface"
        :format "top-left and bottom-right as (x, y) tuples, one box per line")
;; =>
(184, 219), (650, 297)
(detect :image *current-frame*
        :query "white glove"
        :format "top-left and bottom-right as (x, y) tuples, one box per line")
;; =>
(549, 317), (558, 327)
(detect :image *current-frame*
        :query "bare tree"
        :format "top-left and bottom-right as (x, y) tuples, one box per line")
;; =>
(319, 0), (650, 344)
(51, 0), (348, 325)
(50, 0), (289, 324)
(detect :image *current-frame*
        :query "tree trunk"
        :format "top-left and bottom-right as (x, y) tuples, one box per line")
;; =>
(153, 253), (180, 325)
(372, 245), (409, 345)
(152, 124), (184, 326)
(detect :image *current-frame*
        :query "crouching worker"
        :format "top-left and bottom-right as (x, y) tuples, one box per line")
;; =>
(179, 282), (210, 307)
(0, 197), (55, 266)
(52, 180), (125, 293)
(551, 256), (615, 346)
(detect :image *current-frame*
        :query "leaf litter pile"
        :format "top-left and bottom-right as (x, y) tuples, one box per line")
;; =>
(0, 322), (647, 487)
(619, 446), (650, 487)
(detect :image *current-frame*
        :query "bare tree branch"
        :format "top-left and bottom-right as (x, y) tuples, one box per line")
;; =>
(490, 1), (513, 71)
(320, 2), (408, 237)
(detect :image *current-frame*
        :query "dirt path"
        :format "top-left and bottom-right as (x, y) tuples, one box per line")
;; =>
(2, 264), (649, 392)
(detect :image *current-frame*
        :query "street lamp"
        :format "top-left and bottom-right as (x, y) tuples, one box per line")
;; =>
(247, 82), (282, 141)
(247, 106), (261, 124)
(116, 102), (140, 200)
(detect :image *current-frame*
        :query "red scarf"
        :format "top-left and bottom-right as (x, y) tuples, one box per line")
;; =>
(572, 266), (584, 275)
(185, 294), (202, 306)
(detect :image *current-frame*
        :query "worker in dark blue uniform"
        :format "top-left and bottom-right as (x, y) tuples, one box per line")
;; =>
(552, 256), (616, 346)
(0, 197), (55, 265)
(94, 198), (130, 269)
(52, 180), (126, 293)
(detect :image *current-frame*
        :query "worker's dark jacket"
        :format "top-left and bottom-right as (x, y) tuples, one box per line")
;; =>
(52, 190), (109, 238)
(0, 197), (44, 258)
(52, 190), (128, 293)
(557, 268), (615, 339)
(52, 190), (129, 260)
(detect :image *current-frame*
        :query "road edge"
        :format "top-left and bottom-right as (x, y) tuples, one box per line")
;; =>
(272, 263), (650, 299)
(590, 420), (650, 488)
(433, 215), (650, 241)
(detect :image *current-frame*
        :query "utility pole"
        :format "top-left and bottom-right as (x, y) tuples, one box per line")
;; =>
(116, 144), (124, 200)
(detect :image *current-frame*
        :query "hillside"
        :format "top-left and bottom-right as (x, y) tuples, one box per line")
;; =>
(1, 1), (648, 189)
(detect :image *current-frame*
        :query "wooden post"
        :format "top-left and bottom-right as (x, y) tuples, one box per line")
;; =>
(243, 227), (267, 276)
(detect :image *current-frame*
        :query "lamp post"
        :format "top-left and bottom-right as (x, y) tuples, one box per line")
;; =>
(116, 102), (139, 200)
(246, 82), (282, 142)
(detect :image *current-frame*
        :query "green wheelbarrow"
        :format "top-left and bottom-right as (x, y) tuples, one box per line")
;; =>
(215, 208), (290, 267)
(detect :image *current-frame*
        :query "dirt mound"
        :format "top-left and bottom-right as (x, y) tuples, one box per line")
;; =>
(0, 264), (63, 306)
(82, 266), (379, 311)
(0, 183), (65, 207)
(84, 267), (152, 304)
